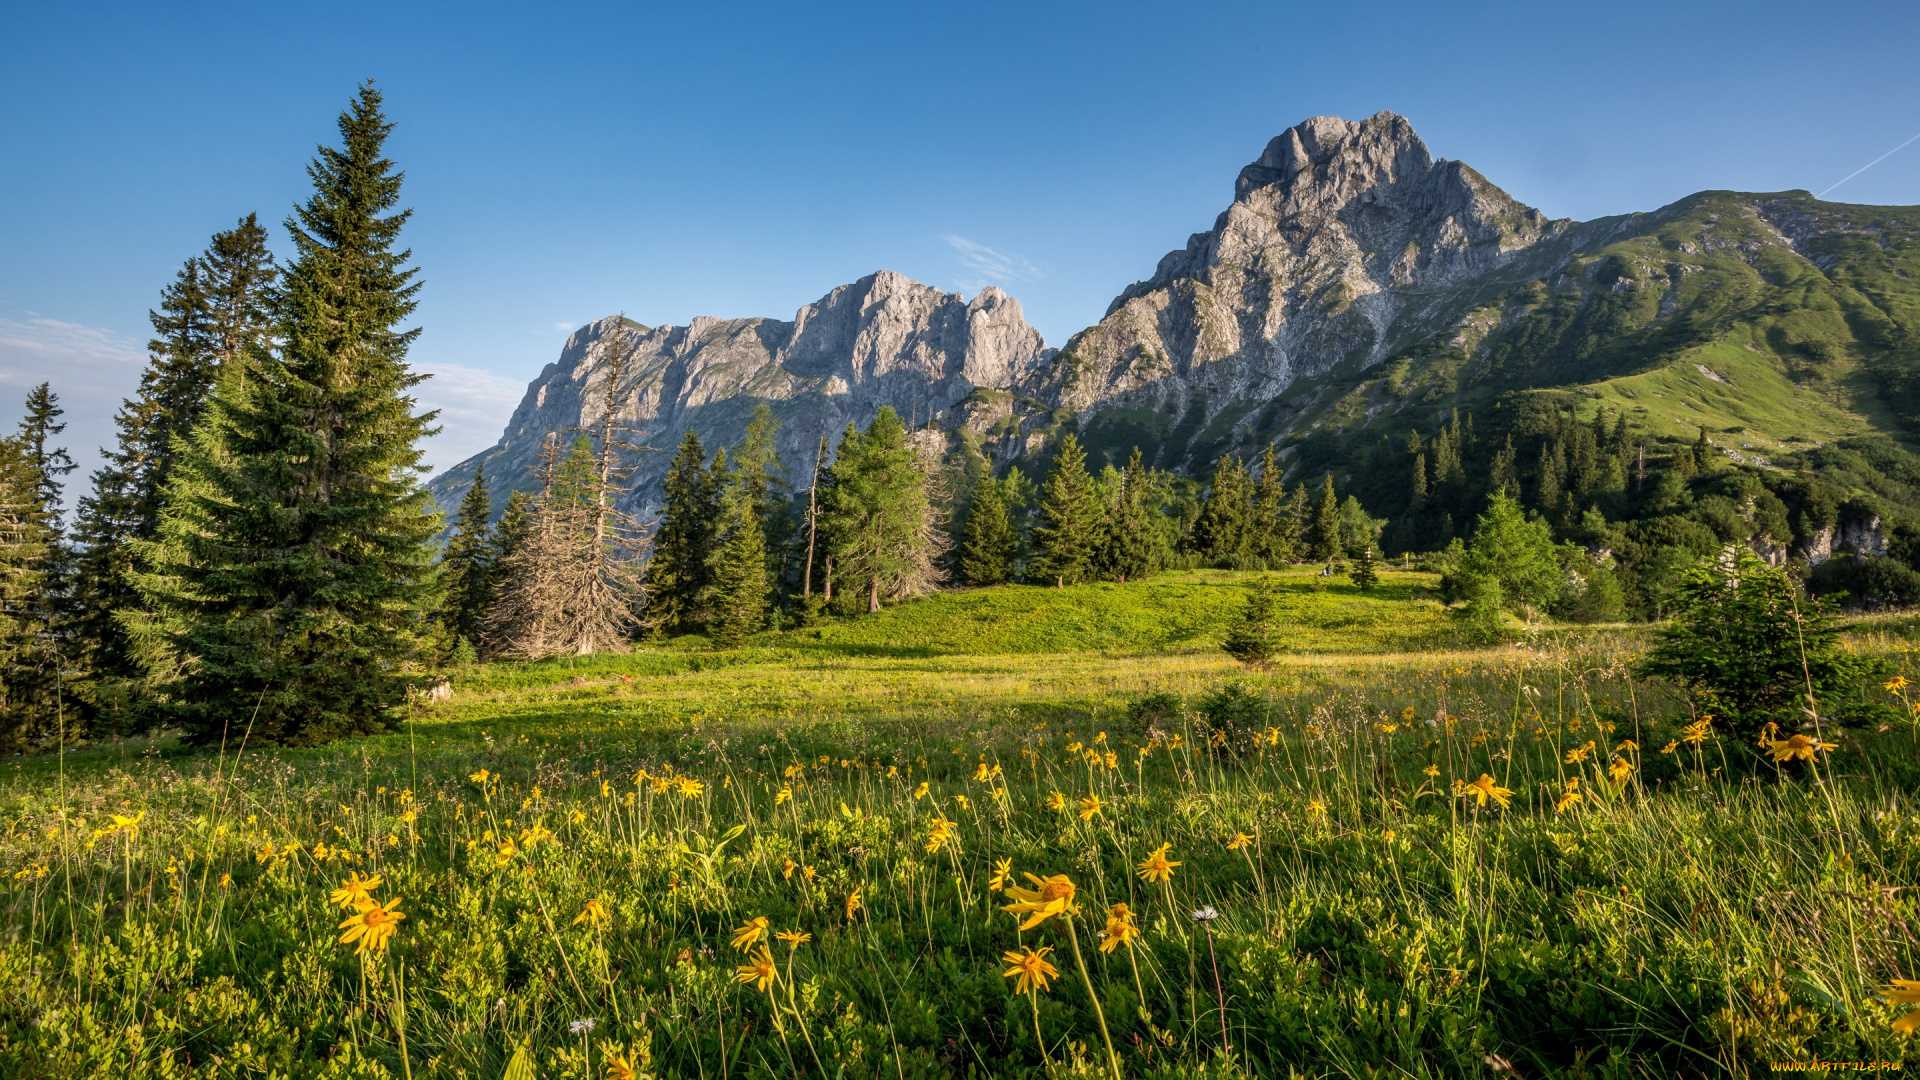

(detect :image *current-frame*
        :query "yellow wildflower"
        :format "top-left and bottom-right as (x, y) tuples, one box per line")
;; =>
(675, 776), (705, 799)
(1001, 945), (1058, 995)
(605, 1054), (637, 1080)
(1098, 903), (1140, 953)
(1768, 733), (1837, 763)
(1880, 977), (1920, 1033)
(1607, 756), (1636, 784)
(776, 929), (811, 949)
(1002, 872), (1076, 930)
(1885, 675), (1910, 693)
(781, 858), (797, 880)
(1226, 833), (1253, 850)
(328, 871), (384, 910)
(845, 888), (863, 921)
(775, 785), (792, 806)
(1681, 718), (1713, 747)
(1563, 740), (1596, 765)
(1455, 774), (1514, 810)
(1554, 778), (1583, 814)
(989, 857), (1012, 892)
(337, 897), (405, 955)
(1659, 740), (1679, 755)
(573, 898), (611, 929)
(913, 781), (929, 800)
(469, 769), (490, 784)
(802, 864), (816, 883)
(1077, 794), (1104, 821)
(734, 945), (778, 992)
(1136, 843), (1179, 883)
(1045, 791), (1066, 811)
(731, 915), (770, 952)
(1422, 764), (1440, 778)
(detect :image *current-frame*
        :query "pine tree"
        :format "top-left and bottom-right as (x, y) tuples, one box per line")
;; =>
(69, 217), (276, 689)
(441, 463), (496, 651)
(1409, 451), (1428, 512)
(821, 407), (937, 612)
(1489, 435), (1519, 497)
(1251, 444), (1287, 562)
(959, 474), (1017, 586)
(1191, 453), (1251, 564)
(1030, 433), (1101, 587)
(643, 432), (717, 632)
(1310, 474), (1342, 562)
(130, 84), (442, 746)
(1536, 441), (1562, 513)
(1350, 545), (1378, 591)
(1222, 575), (1280, 666)
(705, 476), (770, 646)
(17, 384), (75, 521)
(1098, 447), (1159, 583)
(731, 403), (789, 585)
(1278, 482), (1310, 562)
(0, 435), (61, 750)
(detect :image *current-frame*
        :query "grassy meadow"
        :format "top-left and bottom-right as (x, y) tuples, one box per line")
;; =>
(5, 569), (1920, 1078)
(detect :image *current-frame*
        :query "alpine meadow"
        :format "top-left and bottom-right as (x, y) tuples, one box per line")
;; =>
(12, 77), (1920, 1080)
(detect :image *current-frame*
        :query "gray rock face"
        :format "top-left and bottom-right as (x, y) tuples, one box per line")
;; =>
(1030, 112), (1566, 466)
(430, 271), (1050, 519)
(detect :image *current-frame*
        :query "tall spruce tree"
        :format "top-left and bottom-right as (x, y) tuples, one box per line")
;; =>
(1191, 454), (1251, 564)
(17, 384), (75, 522)
(643, 432), (717, 632)
(1310, 474), (1342, 562)
(1251, 444), (1288, 562)
(1222, 576), (1280, 666)
(1098, 447), (1158, 583)
(959, 474), (1017, 586)
(821, 408), (937, 612)
(441, 463), (496, 650)
(705, 473), (770, 646)
(0, 434), (61, 750)
(1030, 432), (1100, 587)
(70, 217), (277, 688)
(130, 84), (442, 746)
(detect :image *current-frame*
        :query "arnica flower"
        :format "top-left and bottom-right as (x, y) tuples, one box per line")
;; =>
(1885, 675), (1910, 693)
(573, 898), (611, 930)
(1226, 832), (1254, 850)
(989, 857), (1013, 892)
(731, 915), (770, 952)
(734, 946), (778, 992)
(328, 872), (384, 910)
(1659, 740), (1679, 755)
(775, 785), (792, 806)
(1422, 764), (1440, 778)
(1681, 718), (1713, 747)
(1456, 774), (1514, 810)
(802, 864), (817, 883)
(675, 777), (705, 799)
(519, 824), (554, 848)
(605, 1054), (637, 1080)
(925, 816), (959, 854)
(338, 897), (406, 955)
(1136, 843), (1180, 883)
(845, 888), (863, 921)
(1768, 733), (1838, 763)
(776, 929), (811, 949)
(1098, 903), (1140, 953)
(912, 782), (930, 800)
(1002, 873), (1076, 930)
(1607, 755), (1636, 784)
(1563, 740), (1597, 765)
(781, 858), (797, 880)
(1001, 945), (1058, 995)
(1045, 791), (1066, 811)
(1078, 794), (1105, 821)
(1880, 977), (1920, 1032)
(1554, 778), (1583, 814)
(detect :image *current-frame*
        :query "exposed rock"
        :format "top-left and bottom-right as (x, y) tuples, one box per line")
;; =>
(430, 272), (1050, 519)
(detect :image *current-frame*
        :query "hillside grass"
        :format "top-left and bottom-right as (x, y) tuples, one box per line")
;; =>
(5, 575), (1920, 1077)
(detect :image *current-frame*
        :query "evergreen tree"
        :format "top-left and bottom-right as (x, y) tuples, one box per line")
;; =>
(130, 84), (441, 746)
(1489, 435), (1519, 497)
(1191, 453), (1251, 564)
(0, 435), (61, 750)
(959, 473), (1017, 586)
(1098, 447), (1160, 583)
(821, 407), (937, 612)
(1030, 433), (1101, 586)
(705, 476), (770, 646)
(1251, 444), (1288, 561)
(1222, 575), (1280, 666)
(1350, 544), (1378, 591)
(1536, 441), (1563, 513)
(496, 490), (533, 564)
(1445, 492), (1560, 622)
(17, 384), (75, 521)
(1409, 451), (1428, 512)
(643, 432), (717, 632)
(441, 463), (496, 651)
(1309, 474), (1341, 562)
(1277, 483), (1310, 562)
(69, 217), (276, 689)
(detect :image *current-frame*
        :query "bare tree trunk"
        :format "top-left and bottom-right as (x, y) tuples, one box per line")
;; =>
(823, 555), (833, 604)
(868, 574), (880, 614)
(803, 433), (825, 598)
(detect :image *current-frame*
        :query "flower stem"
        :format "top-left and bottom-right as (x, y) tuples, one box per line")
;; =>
(1064, 915), (1121, 1080)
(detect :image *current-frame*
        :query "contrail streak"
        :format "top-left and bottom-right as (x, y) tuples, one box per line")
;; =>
(1818, 131), (1920, 198)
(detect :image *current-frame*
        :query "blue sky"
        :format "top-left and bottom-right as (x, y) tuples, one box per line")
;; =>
(4, 0), (1918, 495)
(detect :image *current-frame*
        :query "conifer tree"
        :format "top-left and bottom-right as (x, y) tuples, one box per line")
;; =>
(1536, 441), (1563, 513)
(1191, 454), (1251, 564)
(1310, 474), (1342, 562)
(705, 476), (770, 646)
(1350, 544), (1378, 591)
(70, 217), (276, 688)
(1278, 483), (1309, 562)
(1030, 432), (1101, 587)
(0, 434), (61, 750)
(131, 84), (441, 745)
(821, 407), (937, 612)
(643, 432), (717, 632)
(1251, 444), (1288, 562)
(1222, 575), (1280, 666)
(441, 463), (496, 651)
(1098, 447), (1159, 583)
(1489, 435), (1519, 497)
(959, 474), (1017, 586)
(17, 384), (75, 521)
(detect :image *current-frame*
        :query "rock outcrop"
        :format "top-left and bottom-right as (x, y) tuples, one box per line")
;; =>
(430, 271), (1049, 518)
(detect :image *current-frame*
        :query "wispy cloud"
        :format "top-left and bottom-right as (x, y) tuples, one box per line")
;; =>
(0, 315), (149, 504)
(413, 360), (529, 474)
(944, 235), (1042, 291)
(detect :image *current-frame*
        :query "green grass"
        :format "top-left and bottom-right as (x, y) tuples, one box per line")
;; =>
(4, 578), (1919, 1078)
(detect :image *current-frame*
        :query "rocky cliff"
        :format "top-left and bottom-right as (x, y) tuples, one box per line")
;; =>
(429, 270), (1049, 518)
